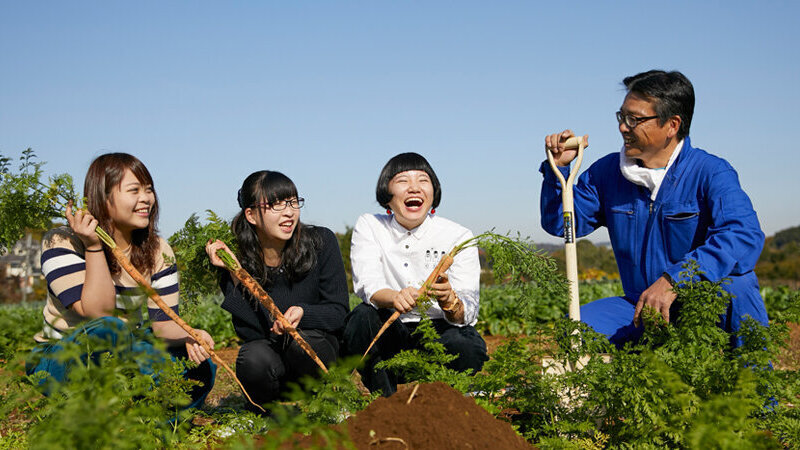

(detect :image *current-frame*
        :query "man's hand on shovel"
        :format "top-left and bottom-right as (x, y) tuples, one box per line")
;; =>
(545, 130), (589, 166)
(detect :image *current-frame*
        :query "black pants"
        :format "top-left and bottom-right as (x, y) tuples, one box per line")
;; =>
(236, 329), (339, 410)
(342, 303), (488, 397)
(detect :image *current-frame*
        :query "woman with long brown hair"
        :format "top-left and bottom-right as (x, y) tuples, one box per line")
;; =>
(27, 153), (216, 409)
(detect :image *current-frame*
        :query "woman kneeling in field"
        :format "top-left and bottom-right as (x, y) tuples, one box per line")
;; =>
(27, 153), (216, 409)
(206, 171), (349, 412)
(343, 152), (488, 397)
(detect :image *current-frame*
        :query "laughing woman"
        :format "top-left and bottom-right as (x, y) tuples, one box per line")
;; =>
(205, 171), (349, 411)
(27, 153), (216, 409)
(343, 152), (488, 397)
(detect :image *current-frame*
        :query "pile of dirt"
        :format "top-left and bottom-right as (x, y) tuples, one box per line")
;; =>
(345, 382), (532, 449)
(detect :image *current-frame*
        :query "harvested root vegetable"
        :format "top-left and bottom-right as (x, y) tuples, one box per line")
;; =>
(361, 253), (455, 359)
(360, 231), (566, 360)
(101, 239), (264, 412)
(215, 248), (329, 374)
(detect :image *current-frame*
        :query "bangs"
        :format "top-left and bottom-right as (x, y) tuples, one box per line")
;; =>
(240, 170), (299, 208)
(382, 152), (436, 181)
(376, 152), (441, 209)
(128, 159), (155, 190)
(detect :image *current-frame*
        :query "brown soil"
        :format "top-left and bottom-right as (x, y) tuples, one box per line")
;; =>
(777, 322), (800, 370)
(276, 382), (533, 449)
(346, 382), (532, 449)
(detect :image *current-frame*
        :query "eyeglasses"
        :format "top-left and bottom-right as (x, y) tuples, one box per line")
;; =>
(616, 111), (659, 129)
(253, 198), (305, 211)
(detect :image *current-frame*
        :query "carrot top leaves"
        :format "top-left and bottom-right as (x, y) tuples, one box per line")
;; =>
(168, 211), (236, 299)
(0, 149), (77, 252)
(473, 232), (568, 320)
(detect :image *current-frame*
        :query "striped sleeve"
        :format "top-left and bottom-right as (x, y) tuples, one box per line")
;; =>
(41, 245), (86, 309)
(147, 239), (180, 322)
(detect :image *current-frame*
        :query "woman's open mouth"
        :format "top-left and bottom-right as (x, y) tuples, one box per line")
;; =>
(404, 198), (424, 211)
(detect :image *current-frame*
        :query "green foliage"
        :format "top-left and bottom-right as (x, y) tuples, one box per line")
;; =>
(168, 211), (236, 300)
(771, 225), (800, 250)
(472, 262), (799, 448)
(179, 294), (239, 347)
(550, 239), (620, 279)
(0, 302), (42, 360)
(757, 225), (800, 283)
(348, 293), (362, 311)
(336, 226), (354, 293)
(762, 285), (800, 323)
(477, 284), (563, 336)
(260, 357), (375, 449)
(476, 280), (622, 337)
(376, 317), (473, 393)
(6, 325), (198, 450)
(468, 232), (569, 324)
(0, 149), (76, 252)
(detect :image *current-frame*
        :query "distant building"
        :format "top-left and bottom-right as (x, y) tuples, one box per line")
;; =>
(0, 233), (42, 283)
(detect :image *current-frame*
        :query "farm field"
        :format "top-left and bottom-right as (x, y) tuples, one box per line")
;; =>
(2, 281), (799, 449)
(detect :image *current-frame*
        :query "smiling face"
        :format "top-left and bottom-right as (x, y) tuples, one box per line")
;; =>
(245, 197), (300, 247)
(619, 92), (681, 168)
(387, 170), (434, 230)
(106, 169), (156, 234)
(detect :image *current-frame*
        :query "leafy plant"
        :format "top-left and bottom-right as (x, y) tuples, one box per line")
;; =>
(179, 294), (239, 348)
(7, 325), (197, 450)
(375, 316), (473, 393)
(167, 211), (236, 301)
(470, 262), (799, 448)
(0, 302), (43, 360)
(0, 149), (75, 252)
(258, 357), (375, 449)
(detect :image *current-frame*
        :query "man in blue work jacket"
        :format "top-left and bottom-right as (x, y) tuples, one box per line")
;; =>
(540, 70), (768, 347)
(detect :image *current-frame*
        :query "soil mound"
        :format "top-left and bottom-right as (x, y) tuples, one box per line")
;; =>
(346, 382), (532, 449)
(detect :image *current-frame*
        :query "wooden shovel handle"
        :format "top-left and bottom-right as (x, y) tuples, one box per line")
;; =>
(545, 133), (586, 321)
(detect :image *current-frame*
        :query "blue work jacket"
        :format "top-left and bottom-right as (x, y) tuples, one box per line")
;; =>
(540, 137), (768, 331)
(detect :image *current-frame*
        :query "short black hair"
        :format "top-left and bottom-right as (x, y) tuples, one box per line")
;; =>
(623, 70), (695, 140)
(375, 152), (441, 209)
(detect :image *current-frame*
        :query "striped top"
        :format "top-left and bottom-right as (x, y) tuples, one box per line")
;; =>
(35, 227), (180, 343)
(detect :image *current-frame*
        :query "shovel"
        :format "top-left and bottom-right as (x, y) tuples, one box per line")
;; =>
(541, 135), (610, 376)
(546, 135), (587, 322)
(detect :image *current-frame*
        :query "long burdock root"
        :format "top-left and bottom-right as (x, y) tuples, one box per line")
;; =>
(109, 246), (265, 412)
(214, 248), (329, 373)
(360, 253), (455, 360)
(229, 266), (329, 374)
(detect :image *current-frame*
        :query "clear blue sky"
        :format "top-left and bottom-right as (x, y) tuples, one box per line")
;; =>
(2, 1), (798, 244)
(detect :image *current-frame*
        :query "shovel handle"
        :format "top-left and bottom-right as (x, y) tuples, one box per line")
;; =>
(545, 133), (587, 321)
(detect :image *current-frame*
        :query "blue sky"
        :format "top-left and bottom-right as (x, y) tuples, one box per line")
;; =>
(2, 1), (798, 244)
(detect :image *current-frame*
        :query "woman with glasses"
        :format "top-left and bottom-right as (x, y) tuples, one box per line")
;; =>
(205, 171), (348, 411)
(343, 152), (488, 397)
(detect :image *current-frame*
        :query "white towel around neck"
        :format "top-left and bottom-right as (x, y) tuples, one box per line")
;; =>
(619, 139), (683, 201)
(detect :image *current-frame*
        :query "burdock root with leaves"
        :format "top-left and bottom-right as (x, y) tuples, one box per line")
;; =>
(362, 231), (567, 359)
(212, 246), (329, 373)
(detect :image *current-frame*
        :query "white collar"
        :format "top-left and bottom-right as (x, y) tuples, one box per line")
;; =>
(619, 139), (683, 200)
(388, 213), (432, 240)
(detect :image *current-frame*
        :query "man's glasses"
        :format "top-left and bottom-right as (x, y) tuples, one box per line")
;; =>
(616, 111), (659, 129)
(253, 198), (305, 211)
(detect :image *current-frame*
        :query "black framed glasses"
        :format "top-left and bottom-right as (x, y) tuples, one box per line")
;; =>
(254, 197), (305, 211)
(616, 110), (659, 129)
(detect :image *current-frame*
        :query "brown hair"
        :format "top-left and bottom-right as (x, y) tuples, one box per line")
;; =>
(84, 153), (160, 275)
